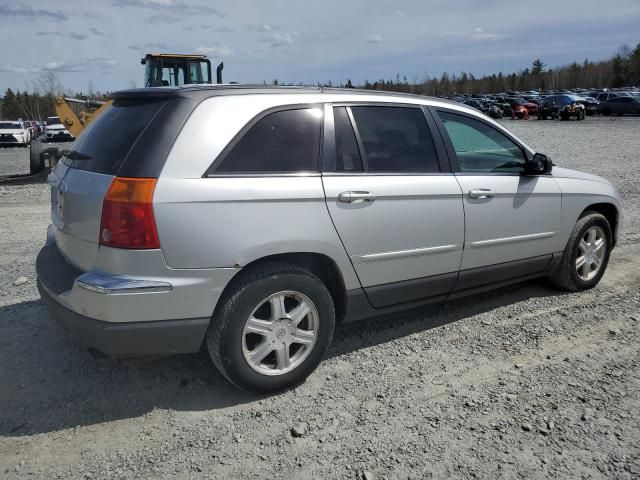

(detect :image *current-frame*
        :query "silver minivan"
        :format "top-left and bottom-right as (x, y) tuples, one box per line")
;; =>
(36, 86), (622, 392)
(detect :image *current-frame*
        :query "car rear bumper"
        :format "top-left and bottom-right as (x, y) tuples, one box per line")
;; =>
(38, 279), (209, 357)
(35, 230), (239, 357)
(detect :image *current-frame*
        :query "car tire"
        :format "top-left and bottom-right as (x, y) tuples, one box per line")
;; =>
(549, 211), (612, 292)
(206, 261), (335, 393)
(602, 108), (611, 116)
(29, 141), (44, 174)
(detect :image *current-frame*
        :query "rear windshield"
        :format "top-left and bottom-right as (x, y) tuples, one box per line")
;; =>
(64, 98), (166, 175)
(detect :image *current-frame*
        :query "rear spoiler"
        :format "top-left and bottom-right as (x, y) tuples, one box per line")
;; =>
(111, 88), (181, 100)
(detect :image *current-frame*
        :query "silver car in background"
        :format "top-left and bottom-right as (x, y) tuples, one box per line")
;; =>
(36, 86), (622, 392)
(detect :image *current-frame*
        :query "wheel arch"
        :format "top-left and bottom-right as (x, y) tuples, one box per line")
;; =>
(580, 203), (619, 247)
(221, 252), (348, 324)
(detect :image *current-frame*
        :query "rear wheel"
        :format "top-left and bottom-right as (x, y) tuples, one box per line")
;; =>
(207, 262), (335, 392)
(602, 107), (611, 116)
(550, 212), (612, 292)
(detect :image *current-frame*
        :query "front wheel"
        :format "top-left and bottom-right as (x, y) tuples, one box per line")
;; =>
(549, 212), (612, 292)
(207, 262), (335, 392)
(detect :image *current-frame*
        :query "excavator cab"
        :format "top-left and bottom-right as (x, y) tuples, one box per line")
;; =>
(141, 53), (215, 87)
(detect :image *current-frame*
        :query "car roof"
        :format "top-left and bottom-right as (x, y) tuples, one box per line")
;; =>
(111, 84), (463, 107)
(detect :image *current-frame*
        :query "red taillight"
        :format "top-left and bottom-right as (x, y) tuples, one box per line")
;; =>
(99, 177), (160, 249)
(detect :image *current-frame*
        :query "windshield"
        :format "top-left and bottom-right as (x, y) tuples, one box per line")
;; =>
(46, 117), (61, 125)
(546, 96), (573, 106)
(0, 122), (22, 129)
(145, 58), (209, 87)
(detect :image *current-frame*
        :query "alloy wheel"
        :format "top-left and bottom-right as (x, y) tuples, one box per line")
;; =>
(241, 291), (319, 376)
(576, 226), (606, 281)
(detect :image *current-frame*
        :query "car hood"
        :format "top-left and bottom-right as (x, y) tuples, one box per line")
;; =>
(0, 129), (24, 135)
(552, 166), (610, 185)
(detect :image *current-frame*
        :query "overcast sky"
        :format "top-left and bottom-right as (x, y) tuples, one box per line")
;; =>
(1, 0), (639, 93)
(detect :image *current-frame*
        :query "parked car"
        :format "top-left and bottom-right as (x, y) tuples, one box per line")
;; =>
(491, 97), (514, 117)
(464, 99), (489, 113)
(595, 91), (630, 102)
(31, 120), (43, 137)
(575, 96), (599, 116)
(486, 104), (504, 119)
(44, 116), (74, 142)
(508, 97), (538, 118)
(597, 96), (640, 116)
(538, 95), (586, 121)
(36, 86), (622, 392)
(0, 121), (29, 147)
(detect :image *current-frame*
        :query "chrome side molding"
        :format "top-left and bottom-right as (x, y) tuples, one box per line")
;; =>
(76, 272), (173, 294)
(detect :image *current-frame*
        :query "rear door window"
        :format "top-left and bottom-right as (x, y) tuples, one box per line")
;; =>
(212, 108), (322, 174)
(349, 106), (440, 173)
(64, 98), (166, 175)
(333, 107), (363, 172)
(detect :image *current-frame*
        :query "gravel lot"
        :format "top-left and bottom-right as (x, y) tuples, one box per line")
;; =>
(1, 117), (639, 479)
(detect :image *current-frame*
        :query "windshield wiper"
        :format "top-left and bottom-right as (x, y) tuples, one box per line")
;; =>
(61, 149), (92, 160)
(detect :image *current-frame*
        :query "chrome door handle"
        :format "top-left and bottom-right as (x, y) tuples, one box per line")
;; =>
(468, 189), (494, 199)
(338, 191), (377, 203)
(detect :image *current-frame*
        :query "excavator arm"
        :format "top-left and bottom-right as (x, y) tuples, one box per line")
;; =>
(54, 96), (112, 138)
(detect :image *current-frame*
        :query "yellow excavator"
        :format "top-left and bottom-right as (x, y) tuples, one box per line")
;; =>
(29, 53), (223, 174)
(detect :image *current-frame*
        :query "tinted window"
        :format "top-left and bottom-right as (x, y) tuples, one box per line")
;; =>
(350, 106), (439, 173)
(0, 122), (22, 129)
(63, 98), (166, 175)
(439, 111), (525, 174)
(46, 117), (61, 125)
(215, 108), (322, 173)
(333, 107), (363, 172)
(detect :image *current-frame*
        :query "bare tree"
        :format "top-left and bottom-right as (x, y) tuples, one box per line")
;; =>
(36, 71), (64, 97)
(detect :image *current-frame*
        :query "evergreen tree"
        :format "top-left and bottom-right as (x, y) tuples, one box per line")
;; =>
(531, 59), (546, 75)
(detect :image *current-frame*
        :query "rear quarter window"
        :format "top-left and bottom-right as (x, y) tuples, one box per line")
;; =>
(210, 107), (322, 174)
(63, 98), (166, 175)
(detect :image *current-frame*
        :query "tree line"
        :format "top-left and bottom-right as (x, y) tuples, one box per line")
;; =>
(1, 42), (639, 120)
(323, 42), (640, 96)
(0, 72), (107, 121)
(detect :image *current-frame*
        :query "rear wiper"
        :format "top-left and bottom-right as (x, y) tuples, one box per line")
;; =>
(61, 149), (92, 160)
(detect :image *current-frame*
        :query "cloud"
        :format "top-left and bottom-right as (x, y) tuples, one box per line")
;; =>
(0, 66), (40, 74)
(0, 4), (67, 21)
(246, 25), (297, 48)
(444, 27), (506, 41)
(366, 34), (383, 44)
(43, 58), (117, 73)
(148, 14), (180, 24)
(111, 0), (223, 17)
(128, 42), (170, 51)
(200, 25), (233, 32)
(89, 27), (105, 36)
(196, 45), (234, 57)
(37, 31), (95, 40)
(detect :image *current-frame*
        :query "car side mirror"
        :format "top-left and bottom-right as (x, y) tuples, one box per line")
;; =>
(527, 153), (552, 175)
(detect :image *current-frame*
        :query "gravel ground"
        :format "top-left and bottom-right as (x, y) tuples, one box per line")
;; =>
(1, 117), (639, 479)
